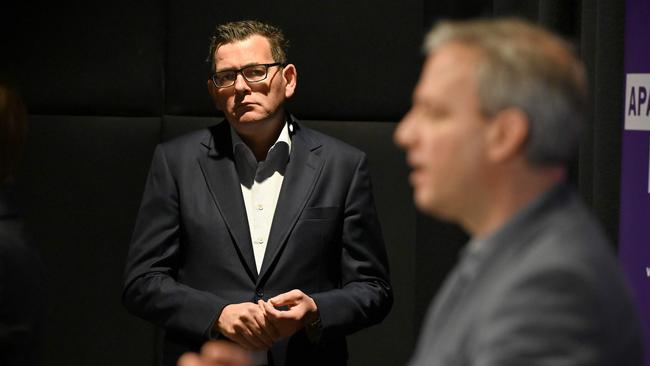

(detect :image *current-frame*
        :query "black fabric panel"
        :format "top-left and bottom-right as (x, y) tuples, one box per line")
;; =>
(578, 0), (625, 242)
(165, 1), (422, 121)
(15, 115), (161, 366)
(579, 0), (597, 209)
(161, 115), (220, 142)
(423, 0), (492, 26)
(492, 0), (540, 18)
(537, 0), (581, 41)
(1, 1), (164, 116)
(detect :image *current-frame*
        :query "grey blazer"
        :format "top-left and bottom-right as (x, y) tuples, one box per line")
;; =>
(409, 184), (643, 366)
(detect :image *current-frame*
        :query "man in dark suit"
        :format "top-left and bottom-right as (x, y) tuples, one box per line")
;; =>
(394, 18), (644, 365)
(122, 20), (392, 366)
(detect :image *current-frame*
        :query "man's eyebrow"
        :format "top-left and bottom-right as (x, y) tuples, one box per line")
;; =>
(216, 62), (269, 73)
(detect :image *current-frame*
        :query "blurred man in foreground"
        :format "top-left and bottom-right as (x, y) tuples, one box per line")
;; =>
(395, 18), (644, 365)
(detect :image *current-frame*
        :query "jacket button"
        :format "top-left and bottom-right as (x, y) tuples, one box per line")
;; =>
(255, 288), (264, 300)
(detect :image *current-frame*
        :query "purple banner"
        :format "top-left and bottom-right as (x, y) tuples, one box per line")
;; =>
(620, 0), (650, 364)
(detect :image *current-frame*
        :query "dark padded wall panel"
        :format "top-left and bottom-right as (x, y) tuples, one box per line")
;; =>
(165, 0), (422, 120)
(161, 115), (219, 142)
(302, 121), (416, 365)
(16, 115), (161, 365)
(1, 1), (164, 116)
(163, 117), (416, 365)
(579, 0), (625, 241)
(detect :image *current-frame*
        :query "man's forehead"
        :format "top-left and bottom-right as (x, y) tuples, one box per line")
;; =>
(429, 43), (480, 73)
(214, 35), (273, 59)
(413, 44), (481, 105)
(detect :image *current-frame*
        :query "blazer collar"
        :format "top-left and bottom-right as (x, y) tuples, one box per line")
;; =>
(197, 115), (324, 283)
(258, 116), (324, 282)
(198, 121), (257, 281)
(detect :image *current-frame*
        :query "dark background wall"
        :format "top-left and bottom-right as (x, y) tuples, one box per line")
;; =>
(0, 1), (625, 365)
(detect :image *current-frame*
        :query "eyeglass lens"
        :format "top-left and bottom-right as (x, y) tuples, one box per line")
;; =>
(214, 65), (270, 87)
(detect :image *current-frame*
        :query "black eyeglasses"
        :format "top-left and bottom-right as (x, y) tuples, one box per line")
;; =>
(211, 62), (284, 88)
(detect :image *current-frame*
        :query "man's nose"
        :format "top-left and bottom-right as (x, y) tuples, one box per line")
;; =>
(234, 73), (251, 93)
(394, 113), (415, 149)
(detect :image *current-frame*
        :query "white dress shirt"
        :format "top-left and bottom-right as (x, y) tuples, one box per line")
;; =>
(231, 122), (291, 365)
(231, 122), (291, 274)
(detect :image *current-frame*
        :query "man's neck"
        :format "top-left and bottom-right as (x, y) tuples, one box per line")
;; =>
(232, 111), (285, 161)
(463, 165), (566, 239)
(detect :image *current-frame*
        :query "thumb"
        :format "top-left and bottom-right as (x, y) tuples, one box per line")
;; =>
(269, 289), (302, 307)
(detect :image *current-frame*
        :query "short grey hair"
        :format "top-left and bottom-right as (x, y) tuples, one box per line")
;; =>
(424, 18), (587, 166)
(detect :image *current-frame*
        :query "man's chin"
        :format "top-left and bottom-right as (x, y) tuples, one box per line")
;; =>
(231, 113), (262, 126)
(232, 110), (267, 124)
(415, 193), (447, 218)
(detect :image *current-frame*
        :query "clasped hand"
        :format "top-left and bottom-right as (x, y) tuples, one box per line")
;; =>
(216, 289), (319, 350)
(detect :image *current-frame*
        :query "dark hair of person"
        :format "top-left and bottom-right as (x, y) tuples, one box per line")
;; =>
(206, 20), (289, 72)
(0, 84), (28, 185)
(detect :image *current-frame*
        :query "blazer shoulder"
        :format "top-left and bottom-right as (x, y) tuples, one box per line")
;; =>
(156, 121), (228, 159)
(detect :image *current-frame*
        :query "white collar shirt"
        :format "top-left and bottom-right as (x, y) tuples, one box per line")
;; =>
(230, 121), (292, 275)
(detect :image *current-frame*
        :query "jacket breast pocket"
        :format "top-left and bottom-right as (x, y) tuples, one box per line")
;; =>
(299, 206), (340, 220)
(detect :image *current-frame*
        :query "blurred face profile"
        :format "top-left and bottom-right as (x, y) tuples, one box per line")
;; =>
(394, 43), (489, 220)
(209, 35), (296, 134)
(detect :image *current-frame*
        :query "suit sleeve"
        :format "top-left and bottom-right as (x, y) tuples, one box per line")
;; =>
(471, 264), (640, 366)
(310, 153), (393, 338)
(121, 145), (227, 341)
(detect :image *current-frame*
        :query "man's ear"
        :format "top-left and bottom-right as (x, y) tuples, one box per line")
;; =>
(207, 79), (222, 111)
(485, 108), (529, 162)
(282, 64), (297, 98)
(207, 79), (216, 97)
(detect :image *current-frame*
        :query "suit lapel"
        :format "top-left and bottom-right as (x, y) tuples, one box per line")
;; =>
(198, 122), (257, 281)
(258, 122), (324, 282)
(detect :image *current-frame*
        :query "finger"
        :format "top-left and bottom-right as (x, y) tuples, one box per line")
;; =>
(257, 301), (281, 340)
(261, 301), (297, 337)
(261, 299), (285, 320)
(250, 313), (275, 347)
(177, 352), (204, 366)
(236, 306), (273, 348)
(221, 306), (267, 350)
(238, 322), (272, 350)
(227, 328), (260, 351)
(268, 289), (303, 307)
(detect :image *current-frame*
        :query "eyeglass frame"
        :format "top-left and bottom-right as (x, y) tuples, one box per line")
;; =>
(211, 62), (285, 88)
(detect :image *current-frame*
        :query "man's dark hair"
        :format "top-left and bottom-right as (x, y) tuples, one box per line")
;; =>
(207, 20), (289, 72)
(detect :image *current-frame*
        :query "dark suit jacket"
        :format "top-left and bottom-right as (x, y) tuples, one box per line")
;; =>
(122, 117), (392, 366)
(408, 184), (644, 366)
(0, 189), (44, 366)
